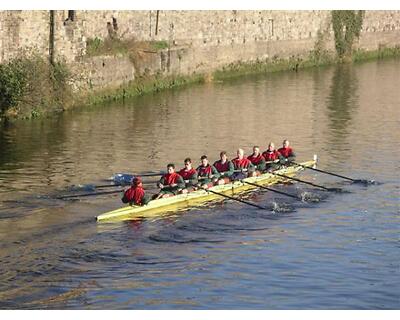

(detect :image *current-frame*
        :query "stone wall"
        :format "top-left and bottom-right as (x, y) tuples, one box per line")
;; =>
(70, 55), (135, 91)
(1, 10), (400, 93)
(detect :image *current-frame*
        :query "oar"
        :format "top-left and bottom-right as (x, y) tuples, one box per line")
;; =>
(271, 172), (343, 192)
(56, 189), (124, 200)
(200, 187), (269, 210)
(110, 172), (164, 186)
(71, 180), (159, 192)
(290, 161), (373, 184)
(241, 180), (301, 200)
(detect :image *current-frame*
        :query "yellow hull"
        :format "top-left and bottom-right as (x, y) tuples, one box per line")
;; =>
(96, 160), (316, 223)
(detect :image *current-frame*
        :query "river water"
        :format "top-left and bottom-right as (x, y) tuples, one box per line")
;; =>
(0, 58), (399, 309)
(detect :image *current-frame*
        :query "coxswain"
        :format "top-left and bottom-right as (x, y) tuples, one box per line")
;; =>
(196, 155), (220, 189)
(247, 145), (266, 173)
(213, 151), (234, 185)
(121, 176), (150, 206)
(155, 163), (185, 199)
(277, 139), (296, 164)
(262, 142), (281, 171)
(178, 158), (198, 193)
(231, 148), (255, 180)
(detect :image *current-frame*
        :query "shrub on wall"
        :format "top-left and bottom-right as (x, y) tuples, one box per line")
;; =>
(0, 54), (72, 119)
(332, 10), (365, 59)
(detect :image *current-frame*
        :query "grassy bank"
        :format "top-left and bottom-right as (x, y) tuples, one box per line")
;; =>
(76, 45), (400, 108)
(352, 46), (400, 62)
(212, 51), (336, 81)
(70, 47), (400, 106)
(76, 73), (205, 107)
(212, 46), (400, 81)
(1, 45), (399, 121)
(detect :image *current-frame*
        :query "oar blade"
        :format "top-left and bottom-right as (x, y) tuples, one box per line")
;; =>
(111, 173), (135, 186)
(353, 179), (378, 185)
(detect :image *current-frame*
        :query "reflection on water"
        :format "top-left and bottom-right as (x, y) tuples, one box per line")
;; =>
(326, 64), (359, 157)
(0, 58), (399, 309)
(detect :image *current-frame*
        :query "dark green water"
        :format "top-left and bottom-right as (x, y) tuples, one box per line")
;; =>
(0, 58), (399, 309)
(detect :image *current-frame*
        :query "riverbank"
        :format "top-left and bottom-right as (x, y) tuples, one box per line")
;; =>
(0, 46), (399, 122)
(74, 46), (400, 109)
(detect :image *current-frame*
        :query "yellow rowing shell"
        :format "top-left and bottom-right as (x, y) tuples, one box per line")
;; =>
(96, 159), (316, 223)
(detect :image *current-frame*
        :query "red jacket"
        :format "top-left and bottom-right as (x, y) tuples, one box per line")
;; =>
(161, 172), (182, 185)
(214, 160), (229, 172)
(197, 164), (213, 177)
(178, 168), (197, 180)
(232, 157), (252, 169)
(277, 147), (294, 158)
(247, 154), (265, 165)
(262, 150), (280, 161)
(122, 186), (145, 205)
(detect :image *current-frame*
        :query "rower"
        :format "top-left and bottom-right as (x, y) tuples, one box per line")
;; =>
(277, 139), (296, 164)
(155, 163), (185, 199)
(262, 142), (281, 171)
(178, 157), (198, 193)
(247, 145), (266, 174)
(196, 155), (220, 189)
(213, 151), (234, 185)
(121, 176), (150, 206)
(231, 148), (255, 180)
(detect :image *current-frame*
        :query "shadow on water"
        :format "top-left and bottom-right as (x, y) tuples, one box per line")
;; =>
(0, 115), (68, 168)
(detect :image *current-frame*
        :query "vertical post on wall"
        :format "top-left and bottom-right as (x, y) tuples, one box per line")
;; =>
(149, 11), (152, 37)
(268, 18), (274, 37)
(49, 10), (55, 65)
(155, 10), (160, 35)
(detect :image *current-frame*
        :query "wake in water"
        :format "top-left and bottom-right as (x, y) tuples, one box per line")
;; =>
(299, 191), (324, 203)
(270, 201), (295, 213)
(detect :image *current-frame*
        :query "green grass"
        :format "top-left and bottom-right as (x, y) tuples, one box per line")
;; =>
(212, 51), (336, 81)
(150, 41), (169, 51)
(79, 73), (205, 107)
(352, 46), (400, 62)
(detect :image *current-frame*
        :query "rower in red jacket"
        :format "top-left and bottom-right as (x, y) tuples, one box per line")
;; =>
(247, 145), (266, 173)
(262, 142), (281, 171)
(277, 139), (296, 164)
(232, 148), (255, 179)
(197, 155), (220, 189)
(178, 158), (198, 193)
(121, 176), (150, 206)
(155, 163), (185, 199)
(213, 151), (234, 185)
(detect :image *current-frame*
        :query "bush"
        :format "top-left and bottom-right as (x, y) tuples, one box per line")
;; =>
(0, 54), (72, 118)
(0, 59), (28, 114)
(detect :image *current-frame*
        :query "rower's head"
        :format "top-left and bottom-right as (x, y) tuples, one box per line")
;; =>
(220, 151), (227, 162)
(283, 139), (290, 148)
(253, 146), (260, 156)
(184, 157), (192, 170)
(237, 148), (244, 160)
(268, 142), (275, 151)
(200, 155), (209, 166)
(167, 163), (175, 174)
(131, 176), (142, 187)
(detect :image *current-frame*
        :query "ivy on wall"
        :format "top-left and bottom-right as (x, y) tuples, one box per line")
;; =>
(332, 10), (365, 58)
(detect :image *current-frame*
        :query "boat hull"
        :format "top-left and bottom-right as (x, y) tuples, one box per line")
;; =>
(96, 160), (316, 222)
